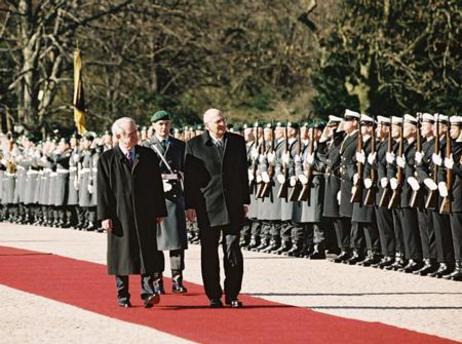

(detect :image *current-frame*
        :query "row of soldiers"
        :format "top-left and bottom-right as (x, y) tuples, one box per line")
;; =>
(1, 110), (461, 282)
(239, 111), (461, 282)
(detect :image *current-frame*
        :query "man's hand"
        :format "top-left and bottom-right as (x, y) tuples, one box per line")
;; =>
(102, 219), (113, 232)
(156, 217), (165, 224)
(186, 209), (196, 222)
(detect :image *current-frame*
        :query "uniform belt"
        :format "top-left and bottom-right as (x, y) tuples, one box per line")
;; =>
(80, 168), (91, 173)
(69, 167), (77, 172)
(27, 170), (39, 175)
(57, 168), (69, 174)
(17, 165), (25, 170)
(162, 173), (179, 181)
(50, 172), (58, 177)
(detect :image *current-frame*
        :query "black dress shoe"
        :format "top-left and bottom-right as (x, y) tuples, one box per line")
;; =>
(428, 263), (454, 278)
(345, 251), (363, 265)
(118, 300), (132, 308)
(226, 299), (243, 308)
(143, 293), (160, 308)
(400, 259), (423, 273)
(209, 299), (223, 308)
(413, 259), (438, 276)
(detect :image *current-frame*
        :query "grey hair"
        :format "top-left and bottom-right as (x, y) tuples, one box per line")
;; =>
(111, 117), (137, 136)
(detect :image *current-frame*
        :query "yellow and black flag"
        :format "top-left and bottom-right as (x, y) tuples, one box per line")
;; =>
(73, 49), (87, 134)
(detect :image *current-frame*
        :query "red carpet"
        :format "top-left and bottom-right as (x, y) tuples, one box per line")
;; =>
(0, 245), (455, 344)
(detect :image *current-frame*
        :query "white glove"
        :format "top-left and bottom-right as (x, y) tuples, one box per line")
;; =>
(306, 152), (314, 165)
(432, 153), (442, 166)
(364, 178), (372, 189)
(380, 177), (388, 188)
(424, 178), (438, 191)
(294, 154), (301, 163)
(390, 177), (398, 190)
(277, 174), (285, 184)
(73, 154), (80, 163)
(248, 170), (254, 182)
(367, 152), (377, 165)
(256, 174), (262, 183)
(290, 176), (298, 186)
(445, 155), (454, 169)
(261, 171), (270, 183)
(396, 155), (406, 168)
(267, 152), (276, 164)
(337, 191), (341, 205)
(299, 174), (308, 184)
(415, 151), (423, 165)
(87, 183), (94, 194)
(386, 152), (395, 164)
(251, 148), (259, 160)
(353, 173), (359, 185)
(355, 150), (366, 164)
(162, 180), (172, 192)
(438, 181), (448, 197)
(282, 151), (290, 165)
(407, 176), (420, 191)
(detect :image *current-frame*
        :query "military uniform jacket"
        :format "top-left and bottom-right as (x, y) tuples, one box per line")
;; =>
(52, 151), (71, 206)
(339, 131), (358, 217)
(97, 144), (167, 275)
(67, 149), (80, 205)
(184, 131), (250, 232)
(146, 136), (188, 251)
(246, 140), (259, 219)
(449, 140), (462, 213)
(414, 139), (434, 209)
(376, 140), (389, 207)
(78, 149), (94, 207)
(321, 133), (343, 218)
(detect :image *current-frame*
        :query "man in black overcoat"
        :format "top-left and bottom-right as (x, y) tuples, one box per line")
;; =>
(184, 108), (250, 308)
(97, 117), (167, 308)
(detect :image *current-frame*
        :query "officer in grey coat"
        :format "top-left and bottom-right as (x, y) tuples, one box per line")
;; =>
(146, 110), (188, 294)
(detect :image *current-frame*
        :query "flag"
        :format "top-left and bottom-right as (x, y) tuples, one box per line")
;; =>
(73, 49), (87, 134)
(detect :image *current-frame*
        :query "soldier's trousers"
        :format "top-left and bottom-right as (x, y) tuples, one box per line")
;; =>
(392, 209), (405, 256)
(432, 212), (454, 264)
(449, 213), (462, 261)
(375, 207), (395, 257)
(279, 221), (293, 244)
(417, 209), (437, 260)
(351, 222), (380, 253)
(332, 217), (351, 251)
(250, 220), (262, 241)
(399, 208), (423, 261)
(240, 218), (253, 241)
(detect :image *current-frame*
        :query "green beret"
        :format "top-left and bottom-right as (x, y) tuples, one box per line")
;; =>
(151, 110), (170, 123)
(287, 121), (300, 129)
(83, 131), (96, 141)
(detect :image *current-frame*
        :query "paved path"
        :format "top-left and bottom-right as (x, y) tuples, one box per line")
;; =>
(1, 224), (461, 343)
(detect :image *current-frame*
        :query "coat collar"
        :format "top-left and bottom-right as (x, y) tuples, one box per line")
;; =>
(115, 144), (140, 172)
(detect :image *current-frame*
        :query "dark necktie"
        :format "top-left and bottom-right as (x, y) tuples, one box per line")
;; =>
(125, 151), (132, 168)
(215, 140), (224, 156)
(161, 140), (168, 150)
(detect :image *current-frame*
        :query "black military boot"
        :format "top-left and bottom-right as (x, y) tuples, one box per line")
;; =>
(357, 251), (381, 267)
(399, 259), (423, 273)
(247, 235), (260, 250)
(413, 258), (438, 276)
(262, 237), (279, 253)
(345, 249), (363, 265)
(153, 273), (166, 295)
(253, 236), (269, 252)
(332, 249), (350, 263)
(309, 243), (326, 260)
(239, 235), (250, 249)
(172, 270), (188, 294)
(443, 260), (462, 281)
(385, 252), (406, 271)
(372, 255), (394, 269)
(286, 243), (303, 257)
(274, 241), (291, 255)
(428, 262), (454, 278)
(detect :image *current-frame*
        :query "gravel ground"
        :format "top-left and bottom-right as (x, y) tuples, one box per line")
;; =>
(1, 224), (461, 343)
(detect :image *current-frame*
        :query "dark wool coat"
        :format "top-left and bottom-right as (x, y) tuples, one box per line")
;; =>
(97, 144), (167, 275)
(184, 131), (250, 232)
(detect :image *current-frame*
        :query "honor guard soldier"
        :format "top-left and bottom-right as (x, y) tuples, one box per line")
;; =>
(147, 110), (188, 294)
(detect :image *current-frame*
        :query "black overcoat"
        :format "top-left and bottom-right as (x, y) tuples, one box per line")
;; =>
(184, 131), (250, 232)
(97, 144), (167, 275)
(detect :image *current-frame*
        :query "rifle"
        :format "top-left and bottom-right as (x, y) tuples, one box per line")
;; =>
(440, 128), (453, 214)
(298, 127), (315, 202)
(277, 125), (290, 200)
(364, 123), (377, 206)
(409, 113), (422, 208)
(249, 125), (259, 194)
(258, 126), (274, 199)
(425, 117), (440, 209)
(289, 127), (303, 201)
(379, 126), (393, 207)
(388, 117), (404, 209)
(351, 121), (363, 203)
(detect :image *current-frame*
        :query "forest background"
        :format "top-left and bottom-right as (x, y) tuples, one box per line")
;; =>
(0, 0), (461, 136)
